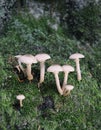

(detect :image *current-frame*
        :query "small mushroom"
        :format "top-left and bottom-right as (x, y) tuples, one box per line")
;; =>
(69, 53), (84, 81)
(62, 65), (74, 90)
(16, 94), (25, 107)
(18, 54), (37, 81)
(14, 65), (25, 82)
(35, 53), (51, 86)
(63, 85), (74, 96)
(47, 65), (63, 95)
(15, 55), (25, 74)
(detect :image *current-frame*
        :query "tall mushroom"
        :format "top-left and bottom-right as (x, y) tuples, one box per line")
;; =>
(16, 94), (25, 107)
(47, 65), (63, 95)
(35, 53), (51, 86)
(18, 54), (37, 82)
(63, 85), (74, 96)
(69, 53), (84, 81)
(62, 65), (74, 90)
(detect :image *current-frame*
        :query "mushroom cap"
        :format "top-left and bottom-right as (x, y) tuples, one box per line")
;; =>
(16, 94), (25, 100)
(47, 64), (63, 73)
(69, 53), (85, 59)
(62, 65), (74, 72)
(35, 53), (51, 62)
(18, 54), (37, 64)
(64, 85), (74, 91)
(15, 55), (22, 59)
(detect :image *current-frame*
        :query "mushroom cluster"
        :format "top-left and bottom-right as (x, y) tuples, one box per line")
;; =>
(14, 52), (84, 97)
(15, 53), (51, 84)
(47, 64), (74, 96)
(47, 53), (84, 96)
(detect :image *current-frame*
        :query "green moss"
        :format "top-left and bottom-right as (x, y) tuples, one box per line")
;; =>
(0, 12), (100, 130)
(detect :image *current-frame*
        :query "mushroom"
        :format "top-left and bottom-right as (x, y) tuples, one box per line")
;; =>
(15, 65), (21, 73)
(35, 53), (51, 86)
(14, 65), (25, 82)
(18, 54), (37, 81)
(15, 55), (25, 74)
(47, 65), (63, 95)
(63, 85), (74, 96)
(16, 94), (25, 107)
(69, 53), (84, 81)
(62, 65), (74, 90)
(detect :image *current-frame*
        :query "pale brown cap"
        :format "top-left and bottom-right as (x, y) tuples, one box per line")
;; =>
(16, 94), (25, 100)
(64, 85), (74, 91)
(69, 53), (84, 59)
(35, 53), (51, 62)
(15, 55), (22, 59)
(18, 54), (37, 64)
(62, 65), (74, 73)
(47, 64), (63, 74)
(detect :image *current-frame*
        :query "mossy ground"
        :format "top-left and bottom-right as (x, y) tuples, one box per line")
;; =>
(0, 12), (101, 130)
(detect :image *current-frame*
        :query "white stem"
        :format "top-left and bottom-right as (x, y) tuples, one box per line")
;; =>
(54, 73), (63, 95)
(20, 100), (23, 107)
(18, 61), (26, 75)
(26, 64), (33, 81)
(62, 72), (69, 90)
(15, 65), (21, 72)
(39, 62), (45, 84)
(75, 59), (81, 81)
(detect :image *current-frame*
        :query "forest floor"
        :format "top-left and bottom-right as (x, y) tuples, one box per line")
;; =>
(0, 12), (101, 130)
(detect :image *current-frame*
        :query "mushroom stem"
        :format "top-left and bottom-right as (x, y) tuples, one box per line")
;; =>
(75, 59), (81, 81)
(18, 61), (26, 75)
(39, 62), (45, 84)
(26, 64), (33, 81)
(54, 73), (63, 95)
(20, 99), (23, 107)
(62, 72), (69, 90)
